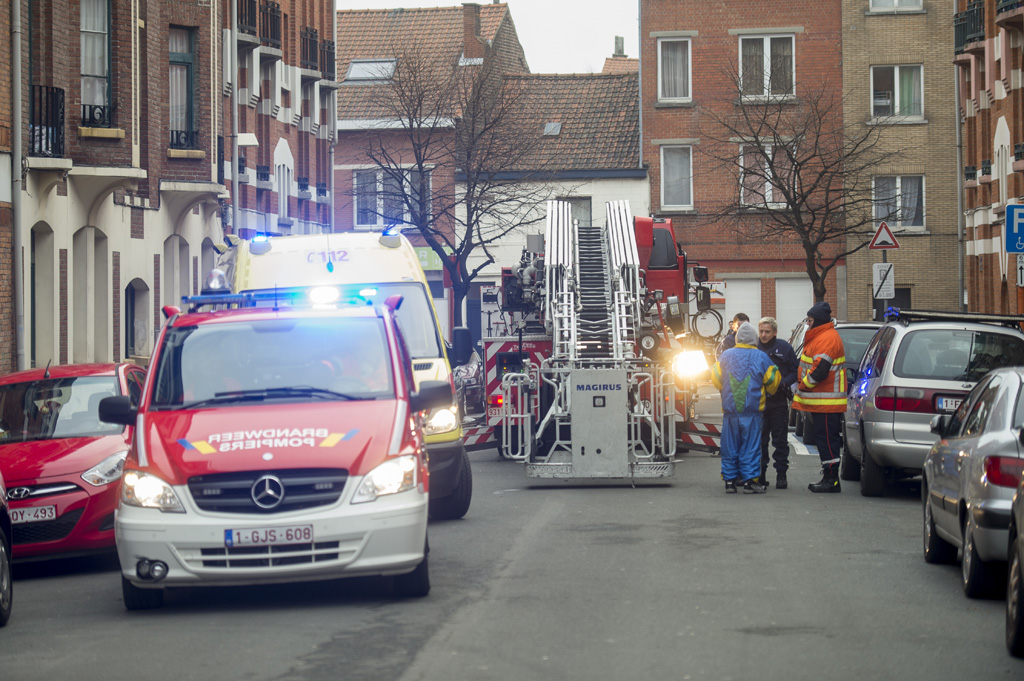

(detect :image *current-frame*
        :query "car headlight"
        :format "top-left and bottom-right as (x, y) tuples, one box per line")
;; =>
(423, 406), (459, 435)
(351, 455), (418, 504)
(81, 450), (128, 486)
(120, 471), (185, 513)
(673, 350), (709, 377)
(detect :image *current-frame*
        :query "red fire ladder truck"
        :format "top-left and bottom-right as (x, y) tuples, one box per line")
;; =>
(473, 200), (720, 479)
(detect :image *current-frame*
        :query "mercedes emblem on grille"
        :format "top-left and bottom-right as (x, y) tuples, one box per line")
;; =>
(251, 475), (285, 509)
(8, 487), (32, 500)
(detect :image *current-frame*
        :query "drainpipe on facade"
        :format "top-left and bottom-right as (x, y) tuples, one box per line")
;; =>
(636, 0), (642, 170)
(231, 0), (240, 236)
(954, 65), (966, 312)
(12, 0), (25, 370)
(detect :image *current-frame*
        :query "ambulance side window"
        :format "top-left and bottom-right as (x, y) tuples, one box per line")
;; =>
(392, 321), (417, 392)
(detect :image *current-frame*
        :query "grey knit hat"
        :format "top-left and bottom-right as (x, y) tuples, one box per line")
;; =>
(736, 321), (757, 346)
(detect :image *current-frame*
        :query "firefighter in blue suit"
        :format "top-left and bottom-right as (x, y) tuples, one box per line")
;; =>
(711, 322), (782, 494)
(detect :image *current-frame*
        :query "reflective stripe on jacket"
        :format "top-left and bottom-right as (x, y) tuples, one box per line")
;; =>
(792, 322), (847, 414)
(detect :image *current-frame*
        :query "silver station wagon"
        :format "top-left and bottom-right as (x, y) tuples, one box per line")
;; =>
(845, 310), (1024, 497)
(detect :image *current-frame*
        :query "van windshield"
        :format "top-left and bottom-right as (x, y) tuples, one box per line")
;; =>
(893, 329), (1024, 382)
(150, 317), (395, 408)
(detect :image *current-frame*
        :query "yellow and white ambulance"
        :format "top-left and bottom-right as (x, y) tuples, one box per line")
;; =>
(215, 231), (473, 520)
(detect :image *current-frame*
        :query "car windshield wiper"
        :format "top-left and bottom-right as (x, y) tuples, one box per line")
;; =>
(180, 387), (365, 409)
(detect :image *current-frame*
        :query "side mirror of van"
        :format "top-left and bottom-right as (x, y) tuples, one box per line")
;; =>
(410, 380), (454, 413)
(452, 327), (473, 367)
(99, 395), (137, 427)
(929, 414), (951, 437)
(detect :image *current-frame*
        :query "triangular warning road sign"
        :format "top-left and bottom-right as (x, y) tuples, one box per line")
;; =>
(869, 221), (900, 250)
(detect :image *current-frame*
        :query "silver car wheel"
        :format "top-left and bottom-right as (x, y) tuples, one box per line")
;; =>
(0, 535), (11, 626)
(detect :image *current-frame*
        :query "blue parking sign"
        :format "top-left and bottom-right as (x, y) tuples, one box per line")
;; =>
(1008, 205), (1024, 253)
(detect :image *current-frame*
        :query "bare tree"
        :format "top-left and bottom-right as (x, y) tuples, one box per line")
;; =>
(695, 74), (913, 302)
(358, 41), (558, 325)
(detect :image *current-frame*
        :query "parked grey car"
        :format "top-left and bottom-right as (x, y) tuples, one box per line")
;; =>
(1009, 477), (1024, 657)
(923, 367), (1024, 598)
(845, 310), (1024, 497)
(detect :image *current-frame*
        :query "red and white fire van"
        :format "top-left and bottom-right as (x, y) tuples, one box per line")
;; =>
(99, 289), (452, 609)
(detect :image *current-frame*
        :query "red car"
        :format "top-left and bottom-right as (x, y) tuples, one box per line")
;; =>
(0, 363), (146, 561)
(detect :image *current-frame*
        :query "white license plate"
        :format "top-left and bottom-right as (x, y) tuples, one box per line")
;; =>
(11, 505), (57, 524)
(936, 397), (962, 413)
(224, 525), (314, 548)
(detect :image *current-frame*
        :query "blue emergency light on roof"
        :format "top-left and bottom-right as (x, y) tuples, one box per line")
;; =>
(308, 286), (341, 305)
(378, 230), (401, 249)
(252, 233), (268, 242)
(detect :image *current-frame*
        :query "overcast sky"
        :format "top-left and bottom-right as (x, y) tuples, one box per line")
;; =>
(335, 1), (641, 74)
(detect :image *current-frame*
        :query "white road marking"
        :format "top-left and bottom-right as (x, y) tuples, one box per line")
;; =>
(789, 433), (815, 456)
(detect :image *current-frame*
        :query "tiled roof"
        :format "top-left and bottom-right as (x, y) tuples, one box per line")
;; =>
(336, 4), (509, 121)
(602, 57), (639, 74)
(503, 73), (639, 172)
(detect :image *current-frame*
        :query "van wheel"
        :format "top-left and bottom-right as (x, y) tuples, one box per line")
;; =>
(859, 437), (886, 497)
(122, 576), (164, 610)
(429, 451), (472, 520)
(1007, 536), (1024, 657)
(963, 515), (1003, 599)
(394, 555), (430, 598)
(922, 480), (955, 564)
(839, 431), (860, 481)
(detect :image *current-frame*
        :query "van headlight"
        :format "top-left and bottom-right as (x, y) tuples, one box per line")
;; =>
(423, 406), (459, 435)
(673, 350), (709, 378)
(81, 451), (128, 486)
(121, 471), (185, 513)
(352, 455), (418, 503)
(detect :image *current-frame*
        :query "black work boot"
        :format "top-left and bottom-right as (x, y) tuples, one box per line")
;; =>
(743, 479), (767, 494)
(724, 479), (738, 494)
(808, 467), (841, 494)
(775, 471), (788, 490)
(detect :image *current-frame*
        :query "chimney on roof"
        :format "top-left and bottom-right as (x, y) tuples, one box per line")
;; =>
(463, 3), (484, 60)
(613, 36), (626, 58)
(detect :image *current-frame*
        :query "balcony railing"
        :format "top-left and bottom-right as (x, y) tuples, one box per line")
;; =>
(1016, 144), (1024, 162)
(257, 164), (271, 182)
(300, 28), (319, 70)
(955, 2), (985, 53)
(998, 0), (1023, 14)
(30, 85), (65, 158)
(239, 0), (257, 36)
(170, 130), (199, 150)
(965, 165), (977, 182)
(981, 158), (993, 176)
(316, 182), (328, 197)
(297, 176), (309, 191)
(260, 1), (281, 50)
(238, 155), (247, 174)
(81, 103), (114, 128)
(320, 39), (336, 80)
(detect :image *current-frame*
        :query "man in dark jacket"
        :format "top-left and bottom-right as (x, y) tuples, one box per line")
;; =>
(716, 312), (750, 357)
(757, 317), (799, 489)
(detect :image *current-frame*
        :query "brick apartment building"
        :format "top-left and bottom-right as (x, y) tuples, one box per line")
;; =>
(0, 2), (13, 371)
(844, 0), (960, 320)
(1, 0), (335, 371)
(957, 0), (1024, 313)
(640, 0), (845, 337)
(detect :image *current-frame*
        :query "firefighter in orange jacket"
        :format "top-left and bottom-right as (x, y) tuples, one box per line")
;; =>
(792, 301), (847, 493)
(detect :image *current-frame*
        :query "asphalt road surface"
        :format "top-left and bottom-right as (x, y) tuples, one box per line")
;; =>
(2, 444), (1022, 681)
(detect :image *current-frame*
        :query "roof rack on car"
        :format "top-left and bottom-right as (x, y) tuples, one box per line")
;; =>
(883, 307), (1024, 328)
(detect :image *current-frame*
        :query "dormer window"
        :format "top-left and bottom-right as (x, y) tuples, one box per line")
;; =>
(345, 59), (396, 83)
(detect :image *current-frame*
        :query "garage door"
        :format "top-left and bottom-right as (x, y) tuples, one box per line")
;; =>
(775, 278), (814, 339)
(724, 279), (761, 328)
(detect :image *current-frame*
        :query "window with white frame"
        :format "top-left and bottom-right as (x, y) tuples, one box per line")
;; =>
(660, 146), (693, 209)
(740, 35), (794, 98)
(345, 59), (396, 83)
(873, 175), (924, 228)
(869, 0), (922, 9)
(558, 197), (592, 227)
(80, 0), (110, 126)
(871, 65), (922, 118)
(658, 38), (690, 101)
(741, 144), (793, 208)
(355, 169), (431, 228)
